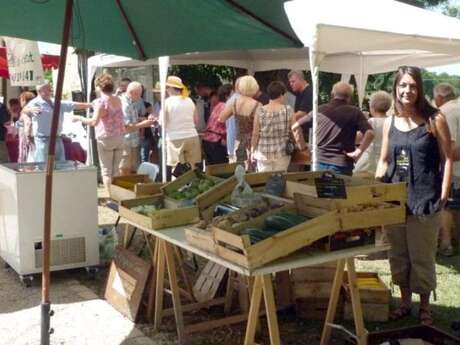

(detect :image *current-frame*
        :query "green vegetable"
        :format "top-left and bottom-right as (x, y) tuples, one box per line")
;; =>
(241, 228), (275, 244)
(264, 213), (308, 232)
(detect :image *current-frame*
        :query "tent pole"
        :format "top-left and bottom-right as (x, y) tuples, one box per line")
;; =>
(115, 0), (147, 60)
(309, 49), (319, 171)
(41, 1), (73, 344)
(158, 56), (169, 182)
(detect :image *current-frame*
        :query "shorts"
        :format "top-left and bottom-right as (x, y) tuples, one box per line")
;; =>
(386, 212), (440, 294)
(96, 135), (125, 177)
(121, 145), (140, 173)
(166, 136), (202, 167)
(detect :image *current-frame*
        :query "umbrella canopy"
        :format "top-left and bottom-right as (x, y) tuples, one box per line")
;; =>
(0, 0), (301, 59)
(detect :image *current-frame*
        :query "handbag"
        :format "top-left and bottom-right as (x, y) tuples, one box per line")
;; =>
(172, 162), (192, 178)
(284, 106), (296, 155)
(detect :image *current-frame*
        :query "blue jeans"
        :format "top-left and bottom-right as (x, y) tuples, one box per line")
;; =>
(140, 138), (153, 163)
(34, 136), (65, 162)
(316, 162), (353, 176)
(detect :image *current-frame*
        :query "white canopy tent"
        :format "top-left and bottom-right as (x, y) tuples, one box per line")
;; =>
(86, 0), (460, 179)
(285, 0), (460, 168)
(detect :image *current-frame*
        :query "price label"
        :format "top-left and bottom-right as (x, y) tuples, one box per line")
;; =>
(314, 172), (347, 199)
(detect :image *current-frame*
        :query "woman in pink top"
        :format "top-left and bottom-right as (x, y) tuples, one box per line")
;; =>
(202, 84), (232, 164)
(73, 73), (126, 190)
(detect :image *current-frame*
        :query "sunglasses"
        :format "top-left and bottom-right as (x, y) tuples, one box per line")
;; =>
(397, 65), (421, 73)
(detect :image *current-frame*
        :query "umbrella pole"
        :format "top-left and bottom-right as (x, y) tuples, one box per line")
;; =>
(41, 1), (73, 344)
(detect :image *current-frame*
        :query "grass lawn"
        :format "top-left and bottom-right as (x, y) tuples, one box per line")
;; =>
(355, 253), (460, 333)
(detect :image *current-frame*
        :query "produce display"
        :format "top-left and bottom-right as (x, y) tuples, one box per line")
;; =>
(130, 203), (161, 216)
(195, 197), (285, 231)
(168, 176), (216, 200)
(240, 212), (309, 244)
(114, 180), (136, 190)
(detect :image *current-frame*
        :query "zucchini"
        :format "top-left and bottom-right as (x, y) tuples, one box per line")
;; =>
(264, 213), (308, 231)
(241, 228), (273, 244)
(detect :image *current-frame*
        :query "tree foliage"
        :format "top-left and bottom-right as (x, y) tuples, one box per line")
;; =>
(396, 0), (449, 8)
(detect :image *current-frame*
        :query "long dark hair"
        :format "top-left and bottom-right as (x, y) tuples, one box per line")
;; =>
(392, 66), (437, 121)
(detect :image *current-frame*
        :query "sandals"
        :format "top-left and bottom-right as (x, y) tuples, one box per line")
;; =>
(419, 308), (434, 326)
(389, 304), (412, 321)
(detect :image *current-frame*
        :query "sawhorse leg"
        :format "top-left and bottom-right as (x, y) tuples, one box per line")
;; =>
(320, 258), (367, 345)
(154, 239), (187, 344)
(244, 274), (281, 345)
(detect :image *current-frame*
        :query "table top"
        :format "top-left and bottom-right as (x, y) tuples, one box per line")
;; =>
(124, 219), (389, 276)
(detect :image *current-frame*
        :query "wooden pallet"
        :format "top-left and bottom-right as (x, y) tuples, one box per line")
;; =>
(110, 174), (163, 202)
(119, 194), (200, 230)
(193, 261), (228, 303)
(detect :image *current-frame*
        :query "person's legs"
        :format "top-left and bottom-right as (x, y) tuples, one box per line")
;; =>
(257, 159), (274, 172)
(140, 138), (152, 163)
(34, 137), (48, 162)
(406, 213), (440, 324)
(439, 209), (454, 256)
(183, 136), (202, 168)
(316, 162), (352, 176)
(272, 155), (291, 172)
(55, 138), (65, 161)
(386, 222), (413, 316)
(97, 139), (114, 191)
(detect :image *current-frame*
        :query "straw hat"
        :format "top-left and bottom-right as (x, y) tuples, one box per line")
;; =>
(165, 76), (185, 89)
(152, 81), (161, 93)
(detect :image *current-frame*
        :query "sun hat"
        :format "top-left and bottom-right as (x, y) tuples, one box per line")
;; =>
(165, 76), (189, 97)
(165, 76), (185, 89)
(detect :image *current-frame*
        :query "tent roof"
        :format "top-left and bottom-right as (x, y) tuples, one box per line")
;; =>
(0, 0), (301, 59)
(91, 48), (460, 76)
(285, 0), (460, 56)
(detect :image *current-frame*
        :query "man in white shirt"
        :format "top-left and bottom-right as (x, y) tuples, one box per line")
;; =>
(434, 82), (460, 256)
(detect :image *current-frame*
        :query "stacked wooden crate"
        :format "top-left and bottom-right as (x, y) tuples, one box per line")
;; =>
(343, 272), (391, 322)
(293, 262), (341, 320)
(109, 174), (163, 202)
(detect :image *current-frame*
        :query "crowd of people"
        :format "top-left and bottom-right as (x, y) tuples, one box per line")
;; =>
(0, 67), (459, 326)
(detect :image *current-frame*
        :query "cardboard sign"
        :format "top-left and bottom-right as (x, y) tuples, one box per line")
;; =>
(314, 172), (347, 199)
(4, 37), (45, 86)
(105, 246), (151, 321)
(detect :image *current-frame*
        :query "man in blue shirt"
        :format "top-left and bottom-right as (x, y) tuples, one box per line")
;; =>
(120, 81), (146, 174)
(27, 81), (92, 162)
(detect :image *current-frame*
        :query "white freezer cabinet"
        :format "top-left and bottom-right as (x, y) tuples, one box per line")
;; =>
(0, 161), (99, 276)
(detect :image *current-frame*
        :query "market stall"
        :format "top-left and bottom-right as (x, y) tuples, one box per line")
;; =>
(115, 169), (406, 345)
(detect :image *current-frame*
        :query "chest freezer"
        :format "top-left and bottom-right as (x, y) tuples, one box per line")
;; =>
(0, 161), (99, 276)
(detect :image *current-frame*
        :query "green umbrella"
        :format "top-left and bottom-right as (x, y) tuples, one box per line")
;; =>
(0, 0), (301, 59)
(0, 1), (301, 345)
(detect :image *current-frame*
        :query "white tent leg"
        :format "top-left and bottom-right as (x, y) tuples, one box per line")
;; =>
(340, 73), (352, 83)
(309, 38), (324, 171)
(159, 56), (169, 183)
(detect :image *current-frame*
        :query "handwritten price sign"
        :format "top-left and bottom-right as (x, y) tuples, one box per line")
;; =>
(4, 37), (45, 86)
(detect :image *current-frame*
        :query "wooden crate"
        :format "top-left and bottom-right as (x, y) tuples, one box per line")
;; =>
(195, 171), (293, 220)
(119, 194), (200, 230)
(343, 272), (390, 304)
(185, 200), (341, 269)
(110, 174), (163, 202)
(185, 195), (293, 250)
(161, 169), (223, 209)
(284, 175), (407, 206)
(343, 272), (390, 322)
(292, 263), (337, 283)
(205, 162), (240, 178)
(293, 193), (406, 231)
(296, 297), (343, 320)
(344, 302), (389, 322)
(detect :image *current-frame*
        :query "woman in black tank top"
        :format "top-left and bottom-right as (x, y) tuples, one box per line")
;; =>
(376, 66), (453, 326)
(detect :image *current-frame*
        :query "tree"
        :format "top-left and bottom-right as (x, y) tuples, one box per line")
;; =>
(396, 0), (449, 8)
